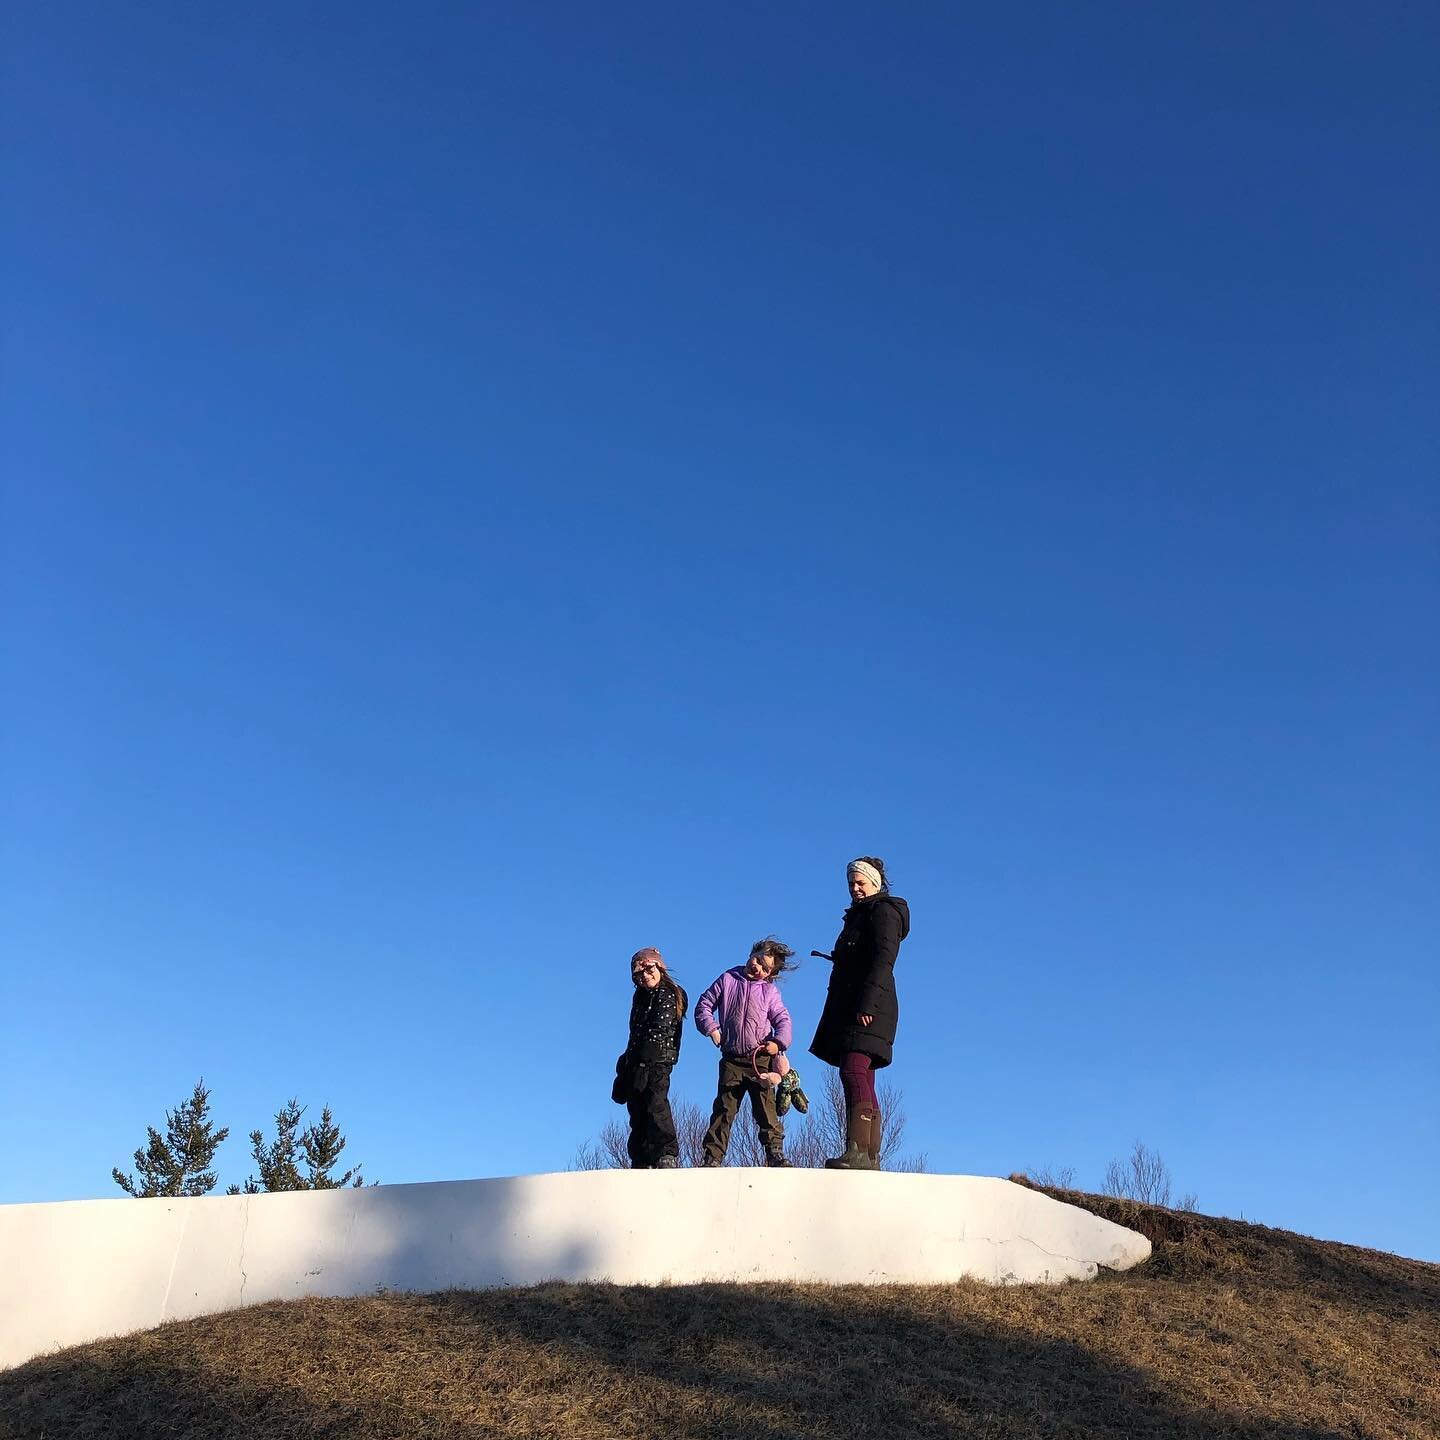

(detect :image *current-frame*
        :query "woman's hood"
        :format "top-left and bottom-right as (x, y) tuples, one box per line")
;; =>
(852, 893), (910, 938)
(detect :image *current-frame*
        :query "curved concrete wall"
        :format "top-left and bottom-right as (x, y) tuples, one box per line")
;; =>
(0, 1171), (1149, 1369)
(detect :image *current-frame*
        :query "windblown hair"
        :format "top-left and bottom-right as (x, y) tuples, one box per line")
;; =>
(749, 936), (797, 980)
(658, 971), (687, 1021)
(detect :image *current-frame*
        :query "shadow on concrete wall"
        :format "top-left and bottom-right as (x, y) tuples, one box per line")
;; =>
(0, 1170), (604, 1371)
(235, 1170), (607, 1301)
(347, 1174), (605, 1292)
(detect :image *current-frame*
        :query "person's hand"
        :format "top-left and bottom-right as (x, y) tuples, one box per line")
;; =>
(858, 1013), (874, 1027)
(710, 1030), (722, 1047)
(764, 1041), (779, 1055)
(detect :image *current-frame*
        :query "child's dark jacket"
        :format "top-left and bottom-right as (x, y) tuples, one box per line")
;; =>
(613, 981), (686, 1104)
(627, 982), (686, 1064)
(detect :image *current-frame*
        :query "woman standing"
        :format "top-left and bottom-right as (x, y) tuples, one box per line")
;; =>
(809, 857), (911, 1171)
(616, 948), (687, 1169)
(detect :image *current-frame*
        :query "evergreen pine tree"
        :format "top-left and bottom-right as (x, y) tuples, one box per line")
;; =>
(230, 1099), (366, 1191)
(234, 1098), (306, 1194)
(112, 1079), (230, 1198)
(301, 1105), (362, 1189)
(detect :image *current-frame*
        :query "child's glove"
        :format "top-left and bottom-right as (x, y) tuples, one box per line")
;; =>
(776, 1068), (809, 1116)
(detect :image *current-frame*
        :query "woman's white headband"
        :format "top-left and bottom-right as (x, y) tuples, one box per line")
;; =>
(847, 860), (883, 891)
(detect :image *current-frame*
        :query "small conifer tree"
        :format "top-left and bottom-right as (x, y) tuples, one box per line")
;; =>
(233, 1098), (307, 1194)
(230, 1099), (365, 1192)
(302, 1105), (362, 1188)
(112, 1079), (230, 1198)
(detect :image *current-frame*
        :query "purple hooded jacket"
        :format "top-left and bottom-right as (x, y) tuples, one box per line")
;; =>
(694, 967), (793, 1057)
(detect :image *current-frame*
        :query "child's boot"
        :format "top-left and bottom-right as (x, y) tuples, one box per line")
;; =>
(824, 1108), (877, 1170)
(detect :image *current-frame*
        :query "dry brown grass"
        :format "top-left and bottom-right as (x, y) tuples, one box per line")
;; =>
(3, 1186), (1436, 1440)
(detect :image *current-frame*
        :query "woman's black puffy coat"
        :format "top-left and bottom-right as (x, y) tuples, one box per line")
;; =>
(809, 893), (910, 1068)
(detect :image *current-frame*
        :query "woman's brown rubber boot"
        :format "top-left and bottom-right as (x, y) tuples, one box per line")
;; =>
(825, 1107), (877, 1169)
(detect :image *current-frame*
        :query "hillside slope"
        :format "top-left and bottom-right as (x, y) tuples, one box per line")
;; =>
(2, 1187), (1435, 1440)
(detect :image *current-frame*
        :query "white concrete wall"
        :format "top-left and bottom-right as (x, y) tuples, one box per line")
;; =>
(0, 1171), (1149, 1370)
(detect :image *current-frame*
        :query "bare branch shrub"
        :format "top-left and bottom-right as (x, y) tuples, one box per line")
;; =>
(569, 1139), (608, 1171)
(597, 1119), (629, 1168)
(1027, 1163), (1077, 1189)
(569, 1119), (630, 1171)
(674, 1099), (709, 1169)
(1102, 1139), (1196, 1210)
(727, 1109), (771, 1167)
(575, 1105), (711, 1170)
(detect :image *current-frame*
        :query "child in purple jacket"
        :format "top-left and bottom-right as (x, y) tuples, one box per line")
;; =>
(694, 938), (807, 1167)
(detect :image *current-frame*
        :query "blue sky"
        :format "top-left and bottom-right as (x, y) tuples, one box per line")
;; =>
(3, 4), (1436, 1260)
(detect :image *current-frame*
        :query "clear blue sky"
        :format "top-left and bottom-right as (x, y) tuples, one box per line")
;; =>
(3, 4), (1436, 1261)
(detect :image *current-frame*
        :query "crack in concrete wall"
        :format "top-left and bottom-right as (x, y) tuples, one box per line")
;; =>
(157, 1207), (189, 1326)
(236, 1197), (250, 1304)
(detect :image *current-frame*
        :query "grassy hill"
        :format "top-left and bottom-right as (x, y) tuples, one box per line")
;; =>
(2, 1183), (1435, 1439)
